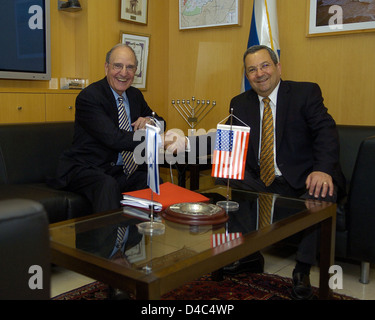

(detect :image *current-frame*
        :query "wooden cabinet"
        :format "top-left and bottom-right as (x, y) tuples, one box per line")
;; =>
(0, 90), (79, 124)
(0, 93), (45, 123)
(46, 93), (76, 122)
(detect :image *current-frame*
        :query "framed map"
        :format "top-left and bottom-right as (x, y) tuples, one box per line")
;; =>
(179, 0), (240, 30)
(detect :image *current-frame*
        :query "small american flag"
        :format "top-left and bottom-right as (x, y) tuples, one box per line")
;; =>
(211, 124), (250, 180)
(211, 232), (243, 248)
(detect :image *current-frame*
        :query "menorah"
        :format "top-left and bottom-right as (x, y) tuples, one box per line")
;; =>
(172, 96), (216, 134)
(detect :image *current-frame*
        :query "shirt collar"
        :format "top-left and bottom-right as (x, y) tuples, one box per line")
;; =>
(257, 80), (281, 106)
(110, 88), (128, 104)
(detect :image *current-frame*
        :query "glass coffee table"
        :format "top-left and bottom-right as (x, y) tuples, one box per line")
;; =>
(49, 186), (336, 300)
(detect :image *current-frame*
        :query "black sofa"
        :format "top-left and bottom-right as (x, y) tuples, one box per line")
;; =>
(0, 122), (374, 281)
(0, 122), (92, 223)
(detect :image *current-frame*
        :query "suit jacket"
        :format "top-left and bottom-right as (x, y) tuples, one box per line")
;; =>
(229, 80), (345, 194)
(52, 77), (165, 188)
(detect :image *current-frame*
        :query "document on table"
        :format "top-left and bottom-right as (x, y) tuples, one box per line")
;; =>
(122, 206), (162, 222)
(121, 195), (162, 212)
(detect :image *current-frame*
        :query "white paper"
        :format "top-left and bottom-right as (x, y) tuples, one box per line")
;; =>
(121, 195), (162, 212)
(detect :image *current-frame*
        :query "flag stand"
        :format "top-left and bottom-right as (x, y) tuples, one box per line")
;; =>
(216, 178), (240, 211)
(216, 108), (241, 212)
(137, 189), (165, 235)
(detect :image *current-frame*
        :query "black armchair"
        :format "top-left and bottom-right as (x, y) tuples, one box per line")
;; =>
(346, 136), (375, 283)
(335, 125), (375, 284)
(0, 199), (50, 299)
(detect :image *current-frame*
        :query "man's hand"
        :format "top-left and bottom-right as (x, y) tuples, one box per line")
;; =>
(305, 171), (334, 199)
(132, 117), (152, 131)
(163, 129), (187, 154)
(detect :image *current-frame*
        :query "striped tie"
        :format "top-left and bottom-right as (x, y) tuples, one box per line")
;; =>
(258, 193), (273, 228)
(115, 226), (128, 250)
(118, 97), (138, 176)
(108, 225), (129, 259)
(260, 97), (275, 187)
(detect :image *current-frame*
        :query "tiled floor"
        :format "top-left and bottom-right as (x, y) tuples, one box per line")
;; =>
(262, 245), (375, 300)
(51, 245), (375, 300)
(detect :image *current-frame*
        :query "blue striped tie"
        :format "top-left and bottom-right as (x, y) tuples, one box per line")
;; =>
(109, 226), (129, 259)
(118, 96), (138, 176)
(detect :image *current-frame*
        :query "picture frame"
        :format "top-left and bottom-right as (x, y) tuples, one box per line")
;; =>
(179, 0), (240, 30)
(125, 236), (146, 264)
(308, 0), (375, 37)
(120, 31), (150, 90)
(120, 0), (148, 25)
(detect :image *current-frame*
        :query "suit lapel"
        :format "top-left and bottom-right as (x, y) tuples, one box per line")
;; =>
(125, 87), (139, 123)
(245, 90), (261, 161)
(275, 80), (290, 152)
(101, 78), (119, 125)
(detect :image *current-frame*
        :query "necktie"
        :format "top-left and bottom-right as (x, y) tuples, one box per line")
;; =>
(118, 97), (138, 176)
(109, 226), (129, 259)
(258, 193), (273, 228)
(260, 97), (275, 186)
(115, 226), (128, 250)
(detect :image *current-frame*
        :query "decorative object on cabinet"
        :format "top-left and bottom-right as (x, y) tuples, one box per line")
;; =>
(308, 0), (375, 36)
(120, 31), (150, 90)
(179, 0), (240, 30)
(120, 0), (148, 25)
(60, 77), (86, 90)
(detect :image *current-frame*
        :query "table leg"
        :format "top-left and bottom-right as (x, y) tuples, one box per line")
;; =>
(136, 281), (160, 300)
(318, 215), (335, 299)
(189, 164), (200, 190)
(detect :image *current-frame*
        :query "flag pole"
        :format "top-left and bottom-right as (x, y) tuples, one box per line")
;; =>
(216, 108), (239, 212)
(137, 121), (165, 237)
(150, 188), (154, 224)
(225, 108), (234, 202)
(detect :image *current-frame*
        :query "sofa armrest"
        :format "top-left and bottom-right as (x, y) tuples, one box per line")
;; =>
(347, 136), (375, 262)
(0, 199), (50, 299)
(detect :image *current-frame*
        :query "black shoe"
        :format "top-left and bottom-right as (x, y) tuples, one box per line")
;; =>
(291, 270), (314, 300)
(222, 253), (264, 275)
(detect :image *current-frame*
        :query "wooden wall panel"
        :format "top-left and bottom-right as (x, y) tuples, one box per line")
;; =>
(1, 0), (375, 127)
(167, 0), (251, 133)
(278, 0), (375, 126)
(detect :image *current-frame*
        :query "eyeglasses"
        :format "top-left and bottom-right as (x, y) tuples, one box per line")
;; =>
(246, 62), (272, 75)
(110, 63), (136, 73)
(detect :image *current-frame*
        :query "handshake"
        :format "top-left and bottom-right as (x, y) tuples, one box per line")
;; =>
(135, 116), (189, 154)
(162, 129), (189, 154)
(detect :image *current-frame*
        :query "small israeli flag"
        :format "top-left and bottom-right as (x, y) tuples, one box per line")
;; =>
(146, 123), (161, 195)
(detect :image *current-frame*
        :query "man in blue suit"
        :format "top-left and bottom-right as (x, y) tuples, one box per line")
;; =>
(221, 45), (345, 299)
(51, 44), (165, 214)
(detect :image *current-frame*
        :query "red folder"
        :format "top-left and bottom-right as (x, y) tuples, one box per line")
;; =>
(122, 182), (209, 210)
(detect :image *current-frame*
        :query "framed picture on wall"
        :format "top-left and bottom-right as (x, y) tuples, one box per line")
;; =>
(179, 0), (240, 30)
(308, 0), (375, 36)
(120, 0), (148, 25)
(120, 32), (150, 90)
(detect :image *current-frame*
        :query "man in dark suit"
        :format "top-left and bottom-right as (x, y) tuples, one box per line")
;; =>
(220, 45), (345, 299)
(50, 43), (165, 214)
